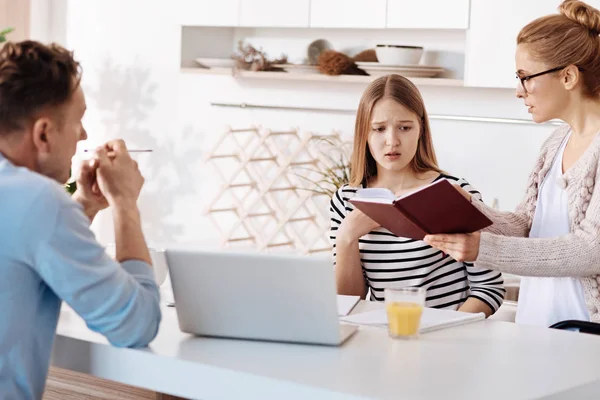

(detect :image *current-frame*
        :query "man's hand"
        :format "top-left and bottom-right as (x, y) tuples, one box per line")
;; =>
(95, 140), (144, 209)
(423, 232), (481, 262)
(337, 209), (381, 245)
(72, 157), (109, 222)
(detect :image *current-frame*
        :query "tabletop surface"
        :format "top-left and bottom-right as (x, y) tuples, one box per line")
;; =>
(52, 295), (600, 400)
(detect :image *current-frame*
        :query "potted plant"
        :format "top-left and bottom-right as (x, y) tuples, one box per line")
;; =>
(294, 135), (352, 197)
(0, 27), (14, 43)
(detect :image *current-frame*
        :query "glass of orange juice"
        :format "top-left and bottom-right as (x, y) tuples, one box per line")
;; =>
(384, 287), (426, 339)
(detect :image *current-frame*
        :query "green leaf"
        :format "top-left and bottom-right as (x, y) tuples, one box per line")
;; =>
(0, 27), (13, 43)
(64, 168), (77, 194)
(65, 181), (77, 195)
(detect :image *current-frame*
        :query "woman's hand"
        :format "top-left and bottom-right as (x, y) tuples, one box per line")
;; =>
(337, 209), (380, 244)
(423, 232), (481, 262)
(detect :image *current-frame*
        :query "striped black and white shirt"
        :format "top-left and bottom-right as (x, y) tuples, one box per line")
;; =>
(330, 174), (505, 312)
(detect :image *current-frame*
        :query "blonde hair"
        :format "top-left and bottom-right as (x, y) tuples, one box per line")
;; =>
(349, 74), (441, 187)
(518, 0), (600, 97)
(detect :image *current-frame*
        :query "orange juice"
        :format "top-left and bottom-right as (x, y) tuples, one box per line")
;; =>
(386, 301), (423, 337)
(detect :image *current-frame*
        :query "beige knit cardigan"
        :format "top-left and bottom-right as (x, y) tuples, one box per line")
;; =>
(473, 124), (600, 322)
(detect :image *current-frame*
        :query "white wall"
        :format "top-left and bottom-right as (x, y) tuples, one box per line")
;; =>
(56, 0), (183, 246)
(51, 1), (554, 248)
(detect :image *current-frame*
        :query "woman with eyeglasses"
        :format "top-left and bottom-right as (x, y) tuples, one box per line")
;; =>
(424, 0), (600, 327)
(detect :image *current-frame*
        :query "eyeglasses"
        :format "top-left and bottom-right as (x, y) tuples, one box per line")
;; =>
(516, 66), (566, 94)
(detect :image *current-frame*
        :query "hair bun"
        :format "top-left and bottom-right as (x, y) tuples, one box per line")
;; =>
(560, 0), (600, 35)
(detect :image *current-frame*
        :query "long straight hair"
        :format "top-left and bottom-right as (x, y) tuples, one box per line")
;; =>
(349, 74), (441, 187)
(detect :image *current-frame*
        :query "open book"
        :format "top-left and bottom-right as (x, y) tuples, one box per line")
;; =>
(339, 306), (485, 333)
(349, 179), (492, 240)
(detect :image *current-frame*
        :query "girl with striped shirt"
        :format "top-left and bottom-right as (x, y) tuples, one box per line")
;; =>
(330, 74), (504, 316)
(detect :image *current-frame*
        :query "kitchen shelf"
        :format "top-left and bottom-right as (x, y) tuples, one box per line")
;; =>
(180, 67), (464, 87)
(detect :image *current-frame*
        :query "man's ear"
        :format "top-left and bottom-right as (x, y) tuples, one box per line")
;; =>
(563, 65), (581, 91)
(31, 118), (52, 154)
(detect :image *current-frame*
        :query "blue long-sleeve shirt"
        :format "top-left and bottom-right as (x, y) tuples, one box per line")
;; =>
(0, 152), (161, 399)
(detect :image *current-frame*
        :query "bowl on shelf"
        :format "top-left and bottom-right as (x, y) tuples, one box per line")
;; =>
(355, 62), (444, 78)
(375, 45), (424, 66)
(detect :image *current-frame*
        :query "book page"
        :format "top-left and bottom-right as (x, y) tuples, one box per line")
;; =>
(356, 188), (396, 201)
(350, 197), (394, 204)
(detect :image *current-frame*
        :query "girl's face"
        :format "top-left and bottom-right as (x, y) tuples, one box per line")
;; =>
(367, 98), (421, 175)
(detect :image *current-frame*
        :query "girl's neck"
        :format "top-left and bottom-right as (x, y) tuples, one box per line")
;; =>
(368, 167), (439, 196)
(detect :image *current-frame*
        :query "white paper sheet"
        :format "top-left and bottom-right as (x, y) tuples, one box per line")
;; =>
(340, 306), (485, 333)
(336, 295), (361, 316)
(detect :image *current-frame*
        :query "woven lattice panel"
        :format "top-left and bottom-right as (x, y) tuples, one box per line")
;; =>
(205, 126), (350, 254)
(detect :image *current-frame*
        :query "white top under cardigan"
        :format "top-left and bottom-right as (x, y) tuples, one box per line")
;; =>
(516, 132), (590, 327)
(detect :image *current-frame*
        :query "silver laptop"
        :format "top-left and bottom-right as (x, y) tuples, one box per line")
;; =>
(166, 249), (358, 346)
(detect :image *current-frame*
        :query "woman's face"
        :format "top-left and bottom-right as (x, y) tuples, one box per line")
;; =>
(515, 44), (570, 123)
(367, 98), (421, 175)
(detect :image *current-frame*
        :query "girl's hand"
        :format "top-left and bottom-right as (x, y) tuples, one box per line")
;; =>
(337, 210), (381, 244)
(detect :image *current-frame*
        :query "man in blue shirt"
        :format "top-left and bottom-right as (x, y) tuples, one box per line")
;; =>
(0, 41), (162, 398)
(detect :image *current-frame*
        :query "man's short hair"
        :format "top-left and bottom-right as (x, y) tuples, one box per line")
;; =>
(0, 41), (81, 136)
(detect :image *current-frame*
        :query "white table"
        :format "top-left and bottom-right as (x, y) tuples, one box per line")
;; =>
(52, 298), (600, 400)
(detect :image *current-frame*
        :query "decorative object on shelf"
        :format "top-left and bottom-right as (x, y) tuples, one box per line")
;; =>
(375, 45), (424, 66)
(232, 41), (288, 72)
(0, 27), (14, 43)
(352, 48), (378, 63)
(307, 38), (333, 65)
(318, 50), (368, 76)
(355, 62), (444, 78)
(205, 126), (350, 254)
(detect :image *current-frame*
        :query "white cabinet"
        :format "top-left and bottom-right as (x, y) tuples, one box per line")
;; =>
(310, 0), (387, 29)
(386, 0), (470, 29)
(240, 0), (310, 27)
(465, 0), (559, 88)
(176, 0), (239, 26)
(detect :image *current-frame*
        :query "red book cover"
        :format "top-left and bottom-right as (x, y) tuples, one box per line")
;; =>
(349, 179), (492, 240)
